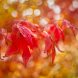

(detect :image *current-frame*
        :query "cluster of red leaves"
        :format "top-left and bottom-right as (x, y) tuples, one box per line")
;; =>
(5, 19), (77, 64)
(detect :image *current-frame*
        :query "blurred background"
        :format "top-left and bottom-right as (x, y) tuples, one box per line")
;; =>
(0, 0), (78, 78)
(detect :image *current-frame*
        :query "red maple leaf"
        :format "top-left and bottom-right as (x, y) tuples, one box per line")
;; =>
(5, 20), (38, 64)
(42, 31), (56, 63)
(49, 24), (65, 43)
(62, 19), (77, 36)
